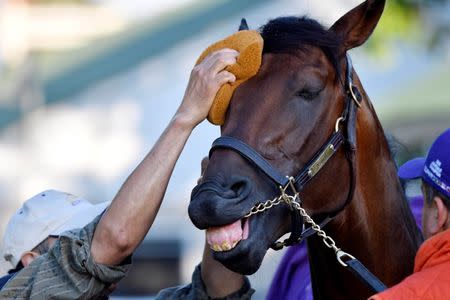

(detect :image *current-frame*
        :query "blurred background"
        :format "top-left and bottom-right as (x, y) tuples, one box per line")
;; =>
(0, 0), (449, 299)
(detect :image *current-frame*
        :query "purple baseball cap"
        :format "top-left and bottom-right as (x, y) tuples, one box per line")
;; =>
(398, 128), (450, 198)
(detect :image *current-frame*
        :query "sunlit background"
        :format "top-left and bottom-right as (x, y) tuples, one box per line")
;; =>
(0, 0), (449, 299)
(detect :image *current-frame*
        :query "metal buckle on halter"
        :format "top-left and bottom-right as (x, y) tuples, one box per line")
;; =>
(345, 54), (361, 108)
(278, 176), (300, 209)
(335, 117), (345, 133)
(271, 177), (305, 250)
(336, 249), (356, 267)
(349, 83), (362, 108)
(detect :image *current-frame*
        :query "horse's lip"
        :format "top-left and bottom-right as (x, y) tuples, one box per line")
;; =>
(203, 215), (249, 228)
(207, 217), (250, 252)
(211, 216), (263, 275)
(209, 209), (281, 275)
(191, 179), (251, 200)
(212, 216), (254, 256)
(213, 227), (251, 257)
(189, 180), (257, 229)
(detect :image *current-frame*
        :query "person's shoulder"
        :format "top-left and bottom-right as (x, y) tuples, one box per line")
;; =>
(414, 260), (450, 298)
(370, 261), (450, 300)
(59, 213), (103, 240)
(154, 284), (195, 300)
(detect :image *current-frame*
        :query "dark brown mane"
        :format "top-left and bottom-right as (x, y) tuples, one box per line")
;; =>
(260, 16), (342, 76)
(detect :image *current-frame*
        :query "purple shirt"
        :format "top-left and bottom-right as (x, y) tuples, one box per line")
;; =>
(266, 244), (313, 300)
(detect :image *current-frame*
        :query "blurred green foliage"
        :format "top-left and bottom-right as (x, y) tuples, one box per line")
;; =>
(367, 1), (420, 55)
(365, 0), (449, 55)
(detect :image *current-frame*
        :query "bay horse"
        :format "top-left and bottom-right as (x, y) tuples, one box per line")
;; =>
(189, 0), (423, 299)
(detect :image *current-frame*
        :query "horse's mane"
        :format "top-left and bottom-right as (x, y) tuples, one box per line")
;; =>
(259, 16), (342, 76)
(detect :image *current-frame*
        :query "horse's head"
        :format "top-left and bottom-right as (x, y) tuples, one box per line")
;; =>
(189, 0), (385, 275)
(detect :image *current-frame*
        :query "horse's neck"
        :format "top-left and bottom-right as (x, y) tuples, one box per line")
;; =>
(307, 119), (422, 300)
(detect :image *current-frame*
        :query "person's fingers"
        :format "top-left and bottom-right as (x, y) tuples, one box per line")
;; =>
(215, 70), (236, 85)
(177, 49), (239, 127)
(201, 157), (209, 175)
(218, 48), (239, 54)
(197, 157), (209, 184)
(207, 48), (239, 59)
(201, 49), (239, 72)
(210, 55), (238, 74)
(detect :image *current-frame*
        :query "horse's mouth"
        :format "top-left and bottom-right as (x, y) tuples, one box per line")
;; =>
(189, 178), (276, 274)
(205, 214), (269, 275)
(206, 217), (250, 252)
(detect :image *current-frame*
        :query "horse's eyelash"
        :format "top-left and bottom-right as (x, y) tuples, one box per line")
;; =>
(295, 89), (321, 100)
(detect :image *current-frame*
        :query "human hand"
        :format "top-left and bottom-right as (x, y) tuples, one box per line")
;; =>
(175, 49), (238, 128)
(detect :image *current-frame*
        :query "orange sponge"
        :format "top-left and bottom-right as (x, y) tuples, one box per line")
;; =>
(196, 30), (263, 125)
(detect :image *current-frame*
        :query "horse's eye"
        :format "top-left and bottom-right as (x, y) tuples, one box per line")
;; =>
(295, 89), (320, 101)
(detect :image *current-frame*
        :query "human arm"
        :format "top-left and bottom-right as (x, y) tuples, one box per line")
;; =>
(154, 263), (253, 300)
(153, 244), (253, 300)
(91, 49), (238, 265)
(154, 158), (253, 300)
(200, 242), (250, 298)
(155, 227), (255, 300)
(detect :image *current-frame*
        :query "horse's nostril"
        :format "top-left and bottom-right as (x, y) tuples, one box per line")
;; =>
(189, 177), (254, 229)
(230, 181), (245, 195)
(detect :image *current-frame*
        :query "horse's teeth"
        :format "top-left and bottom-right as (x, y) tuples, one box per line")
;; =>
(211, 244), (222, 252)
(222, 241), (231, 251)
(211, 241), (240, 252)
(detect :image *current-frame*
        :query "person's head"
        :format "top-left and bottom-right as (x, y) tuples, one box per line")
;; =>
(1, 190), (109, 273)
(420, 181), (450, 238)
(398, 128), (450, 239)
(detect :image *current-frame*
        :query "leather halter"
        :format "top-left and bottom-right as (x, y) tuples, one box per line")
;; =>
(209, 54), (361, 250)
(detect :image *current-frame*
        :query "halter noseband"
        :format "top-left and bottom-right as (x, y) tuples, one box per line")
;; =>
(209, 54), (361, 250)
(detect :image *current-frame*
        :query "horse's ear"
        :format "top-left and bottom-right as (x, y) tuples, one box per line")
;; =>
(238, 18), (249, 31)
(330, 0), (385, 51)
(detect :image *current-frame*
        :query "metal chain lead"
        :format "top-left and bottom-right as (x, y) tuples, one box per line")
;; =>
(291, 201), (340, 253)
(243, 178), (297, 218)
(244, 176), (356, 266)
(244, 196), (284, 218)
